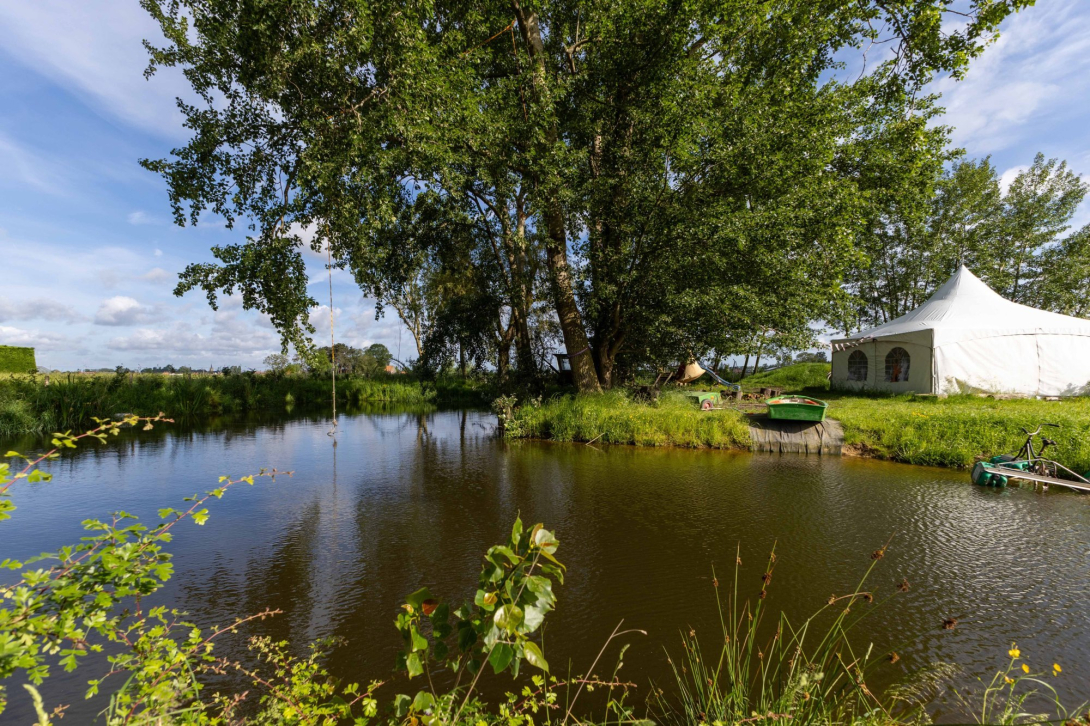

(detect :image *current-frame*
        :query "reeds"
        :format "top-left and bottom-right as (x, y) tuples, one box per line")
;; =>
(0, 373), (489, 438)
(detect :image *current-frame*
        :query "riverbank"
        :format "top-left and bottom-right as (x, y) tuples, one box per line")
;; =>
(504, 388), (1090, 472)
(0, 372), (489, 437)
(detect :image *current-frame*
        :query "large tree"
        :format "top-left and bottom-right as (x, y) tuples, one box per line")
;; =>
(142, 0), (1032, 390)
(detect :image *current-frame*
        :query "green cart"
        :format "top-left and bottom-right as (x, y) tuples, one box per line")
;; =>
(686, 391), (723, 411)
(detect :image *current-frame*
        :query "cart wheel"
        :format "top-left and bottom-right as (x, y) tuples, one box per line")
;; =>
(701, 400), (713, 411)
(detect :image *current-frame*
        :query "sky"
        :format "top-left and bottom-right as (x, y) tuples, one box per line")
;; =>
(1, 1), (1089, 371)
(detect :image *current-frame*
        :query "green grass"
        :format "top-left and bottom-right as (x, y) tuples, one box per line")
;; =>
(0, 373), (490, 438)
(505, 380), (1090, 472)
(741, 362), (831, 392)
(505, 390), (752, 448)
(829, 392), (1090, 470)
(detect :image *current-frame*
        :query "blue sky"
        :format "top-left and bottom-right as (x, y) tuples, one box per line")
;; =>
(1, 1), (1088, 371)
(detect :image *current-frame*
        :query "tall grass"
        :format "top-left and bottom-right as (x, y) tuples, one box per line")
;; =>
(0, 373), (489, 438)
(656, 545), (906, 726)
(656, 544), (1081, 726)
(506, 390), (752, 448)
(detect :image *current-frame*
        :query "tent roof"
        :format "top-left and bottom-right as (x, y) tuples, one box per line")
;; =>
(835, 266), (1090, 346)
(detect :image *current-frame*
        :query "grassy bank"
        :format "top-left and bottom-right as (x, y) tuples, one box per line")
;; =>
(0, 372), (489, 437)
(831, 393), (1090, 470)
(504, 363), (1090, 471)
(503, 390), (752, 448)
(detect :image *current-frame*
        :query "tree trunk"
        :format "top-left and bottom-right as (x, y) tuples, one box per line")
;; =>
(513, 1), (600, 393)
(543, 212), (599, 392)
(459, 343), (466, 379)
(741, 353), (750, 379)
(512, 307), (535, 375)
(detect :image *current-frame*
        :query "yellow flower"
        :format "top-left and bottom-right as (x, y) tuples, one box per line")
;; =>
(1022, 663), (1030, 673)
(1008, 646), (1020, 659)
(1004, 676), (1014, 684)
(1053, 663), (1062, 674)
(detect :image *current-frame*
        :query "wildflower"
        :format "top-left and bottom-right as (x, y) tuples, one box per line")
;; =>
(1022, 663), (1030, 674)
(759, 589), (767, 599)
(1008, 645), (1020, 659)
(942, 618), (958, 630)
(1053, 663), (1062, 675)
(897, 577), (910, 592)
(1004, 676), (1014, 684)
(761, 571), (773, 584)
(888, 652), (899, 664)
(871, 548), (885, 560)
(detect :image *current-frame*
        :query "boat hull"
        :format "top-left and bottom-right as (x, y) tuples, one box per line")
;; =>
(766, 396), (828, 422)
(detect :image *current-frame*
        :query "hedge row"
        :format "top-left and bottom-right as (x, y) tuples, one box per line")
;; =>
(0, 345), (36, 374)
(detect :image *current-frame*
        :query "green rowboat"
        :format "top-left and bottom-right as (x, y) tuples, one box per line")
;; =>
(766, 395), (828, 422)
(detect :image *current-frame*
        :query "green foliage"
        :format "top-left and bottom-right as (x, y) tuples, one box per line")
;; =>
(391, 518), (564, 723)
(139, 0), (1033, 391)
(743, 364), (832, 392)
(0, 346), (36, 374)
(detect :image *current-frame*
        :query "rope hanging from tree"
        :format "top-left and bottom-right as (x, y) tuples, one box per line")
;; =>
(327, 241), (338, 437)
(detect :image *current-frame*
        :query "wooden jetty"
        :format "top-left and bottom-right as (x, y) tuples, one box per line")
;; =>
(747, 414), (844, 455)
(990, 467), (1090, 494)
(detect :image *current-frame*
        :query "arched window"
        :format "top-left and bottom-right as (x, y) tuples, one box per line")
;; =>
(885, 347), (910, 382)
(847, 350), (868, 382)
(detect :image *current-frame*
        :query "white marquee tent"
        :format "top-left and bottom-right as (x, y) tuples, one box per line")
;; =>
(830, 266), (1090, 396)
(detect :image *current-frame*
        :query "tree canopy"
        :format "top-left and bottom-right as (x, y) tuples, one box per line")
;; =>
(142, 0), (1035, 389)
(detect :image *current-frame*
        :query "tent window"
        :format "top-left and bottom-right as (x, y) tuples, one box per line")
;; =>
(847, 351), (868, 381)
(885, 347), (910, 382)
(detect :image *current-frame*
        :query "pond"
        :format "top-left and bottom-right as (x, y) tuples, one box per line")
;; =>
(3, 407), (1089, 721)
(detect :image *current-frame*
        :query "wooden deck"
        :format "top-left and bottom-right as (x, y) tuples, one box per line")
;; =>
(747, 414), (844, 455)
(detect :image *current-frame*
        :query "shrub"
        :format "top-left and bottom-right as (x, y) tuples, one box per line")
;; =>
(0, 346), (35, 374)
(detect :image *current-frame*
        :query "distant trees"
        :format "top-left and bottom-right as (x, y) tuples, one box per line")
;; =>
(313, 343), (398, 377)
(262, 353), (290, 373)
(842, 152), (1090, 332)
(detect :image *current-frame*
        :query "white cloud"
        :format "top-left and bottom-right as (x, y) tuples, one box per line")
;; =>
(0, 1), (194, 137)
(139, 268), (173, 284)
(0, 131), (72, 195)
(999, 165), (1030, 194)
(0, 325), (74, 351)
(94, 296), (165, 326)
(127, 211), (158, 225)
(0, 297), (86, 323)
(106, 314), (279, 358)
(154, 248), (163, 257)
(932, 1), (1090, 153)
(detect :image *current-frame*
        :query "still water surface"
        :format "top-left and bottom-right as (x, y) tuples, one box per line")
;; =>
(3, 407), (1090, 720)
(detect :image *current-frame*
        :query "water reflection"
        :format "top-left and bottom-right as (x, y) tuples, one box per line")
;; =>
(2, 407), (1089, 721)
